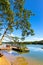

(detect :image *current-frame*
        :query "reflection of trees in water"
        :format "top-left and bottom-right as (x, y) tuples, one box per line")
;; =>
(13, 44), (30, 54)
(15, 48), (30, 54)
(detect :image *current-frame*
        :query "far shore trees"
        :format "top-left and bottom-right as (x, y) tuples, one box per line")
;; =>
(0, 0), (34, 44)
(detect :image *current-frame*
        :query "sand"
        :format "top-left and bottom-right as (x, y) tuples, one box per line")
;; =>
(13, 57), (29, 65)
(13, 56), (42, 65)
(0, 55), (42, 65)
(0, 55), (11, 65)
(1, 51), (42, 65)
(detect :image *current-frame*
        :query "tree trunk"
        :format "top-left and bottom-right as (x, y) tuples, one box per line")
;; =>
(0, 28), (8, 44)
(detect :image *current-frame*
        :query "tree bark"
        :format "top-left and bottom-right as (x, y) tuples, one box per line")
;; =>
(1, 28), (8, 41)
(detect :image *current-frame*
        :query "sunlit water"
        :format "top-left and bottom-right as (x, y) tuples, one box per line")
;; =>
(8, 44), (43, 65)
(21, 44), (43, 65)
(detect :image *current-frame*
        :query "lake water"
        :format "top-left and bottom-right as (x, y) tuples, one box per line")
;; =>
(8, 44), (43, 65)
(21, 44), (43, 65)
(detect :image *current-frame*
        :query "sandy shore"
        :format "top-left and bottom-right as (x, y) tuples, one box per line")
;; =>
(1, 51), (43, 65)
(0, 55), (11, 65)
(13, 56), (43, 65)
(0, 55), (43, 65)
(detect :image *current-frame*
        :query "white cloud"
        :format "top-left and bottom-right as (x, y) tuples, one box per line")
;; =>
(0, 33), (43, 42)
(24, 37), (43, 42)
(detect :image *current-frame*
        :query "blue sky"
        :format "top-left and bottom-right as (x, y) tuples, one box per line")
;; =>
(24, 0), (43, 41)
(11, 0), (43, 42)
(1, 0), (43, 42)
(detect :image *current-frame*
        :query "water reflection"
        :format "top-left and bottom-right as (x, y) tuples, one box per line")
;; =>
(21, 45), (43, 62)
(28, 47), (43, 51)
(8, 44), (43, 65)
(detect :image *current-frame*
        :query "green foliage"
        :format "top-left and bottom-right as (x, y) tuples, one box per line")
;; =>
(0, 0), (34, 41)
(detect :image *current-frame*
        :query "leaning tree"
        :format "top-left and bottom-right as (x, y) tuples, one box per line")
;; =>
(0, 0), (34, 44)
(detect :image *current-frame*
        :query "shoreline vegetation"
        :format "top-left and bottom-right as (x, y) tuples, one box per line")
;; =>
(2, 40), (43, 45)
(19, 40), (43, 45)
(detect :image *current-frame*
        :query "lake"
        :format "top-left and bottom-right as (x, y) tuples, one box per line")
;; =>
(8, 44), (43, 65)
(20, 44), (43, 65)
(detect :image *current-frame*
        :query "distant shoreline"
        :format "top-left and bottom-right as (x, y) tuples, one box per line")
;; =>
(2, 41), (43, 45)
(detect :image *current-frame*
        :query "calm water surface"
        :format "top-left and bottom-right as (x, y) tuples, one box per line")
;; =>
(8, 44), (43, 65)
(1, 44), (43, 65)
(21, 44), (43, 65)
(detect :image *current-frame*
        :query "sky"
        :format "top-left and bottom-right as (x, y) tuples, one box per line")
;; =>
(1, 0), (43, 42)
(23, 0), (43, 41)
(13, 0), (43, 42)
